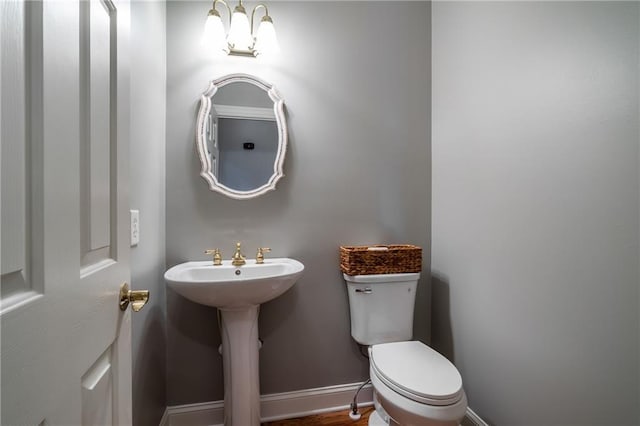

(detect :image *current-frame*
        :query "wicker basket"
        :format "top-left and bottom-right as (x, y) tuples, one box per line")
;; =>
(339, 245), (422, 275)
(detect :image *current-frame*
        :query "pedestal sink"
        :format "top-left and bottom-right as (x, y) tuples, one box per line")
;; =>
(164, 258), (304, 426)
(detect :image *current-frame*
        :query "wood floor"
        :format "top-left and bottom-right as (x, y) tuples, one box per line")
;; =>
(263, 406), (374, 426)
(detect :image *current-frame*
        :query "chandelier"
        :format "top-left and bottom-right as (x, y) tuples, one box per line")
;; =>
(203, 0), (280, 57)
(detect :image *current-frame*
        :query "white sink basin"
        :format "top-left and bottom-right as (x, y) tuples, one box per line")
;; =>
(164, 258), (304, 308)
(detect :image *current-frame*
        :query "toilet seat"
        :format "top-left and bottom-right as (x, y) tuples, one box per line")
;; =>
(370, 366), (468, 426)
(370, 341), (464, 406)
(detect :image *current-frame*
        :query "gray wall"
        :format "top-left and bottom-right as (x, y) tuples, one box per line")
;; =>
(166, 1), (430, 405)
(431, 2), (640, 425)
(130, 1), (167, 425)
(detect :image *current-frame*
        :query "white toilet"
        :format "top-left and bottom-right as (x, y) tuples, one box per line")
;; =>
(344, 272), (467, 426)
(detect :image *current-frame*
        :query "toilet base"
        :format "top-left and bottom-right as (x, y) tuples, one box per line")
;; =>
(369, 406), (463, 426)
(368, 393), (398, 426)
(369, 410), (394, 426)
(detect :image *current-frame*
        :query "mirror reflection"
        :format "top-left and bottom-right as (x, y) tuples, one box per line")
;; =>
(196, 74), (287, 200)
(207, 83), (277, 191)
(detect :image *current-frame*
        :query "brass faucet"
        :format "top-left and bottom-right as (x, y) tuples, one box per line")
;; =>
(256, 247), (271, 264)
(204, 248), (223, 265)
(231, 242), (246, 266)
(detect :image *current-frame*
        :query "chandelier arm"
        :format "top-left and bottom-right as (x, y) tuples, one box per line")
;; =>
(250, 3), (269, 36)
(213, 0), (232, 25)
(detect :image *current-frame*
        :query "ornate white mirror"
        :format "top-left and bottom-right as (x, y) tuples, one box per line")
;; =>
(196, 73), (287, 200)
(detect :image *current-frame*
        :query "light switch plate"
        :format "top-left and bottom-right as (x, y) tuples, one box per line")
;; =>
(130, 210), (139, 246)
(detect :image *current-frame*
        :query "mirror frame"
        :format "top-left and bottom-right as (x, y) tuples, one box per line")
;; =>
(196, 73), (287, 200)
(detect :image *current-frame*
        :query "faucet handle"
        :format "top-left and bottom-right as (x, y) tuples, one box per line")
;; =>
(231, 242), (246, 266)
(205, 248), (223, 266)
(256, 247), (271, 264)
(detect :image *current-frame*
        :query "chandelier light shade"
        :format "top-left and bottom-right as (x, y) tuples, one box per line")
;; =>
(203, 0), (280, 57)
(203, 9), (229, 53)
(253, 15), (280, 56)
(227, 4), (253, 51)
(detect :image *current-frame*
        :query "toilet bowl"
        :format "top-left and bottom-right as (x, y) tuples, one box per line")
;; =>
(343, 272), (467, 426)
(368, 341), (467, 426)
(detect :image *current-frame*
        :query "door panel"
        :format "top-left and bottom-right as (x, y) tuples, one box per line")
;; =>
(1, 0), (132, 424)
(81, 0), (115, 268)
(82, 347), (115, 426)
(0, 0), (41, 310)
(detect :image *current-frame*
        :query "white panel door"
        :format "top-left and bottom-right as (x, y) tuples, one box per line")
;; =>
(1, 0), (134, 424)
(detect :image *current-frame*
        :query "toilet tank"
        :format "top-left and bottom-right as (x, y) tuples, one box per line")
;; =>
(344, 272), (420, 346)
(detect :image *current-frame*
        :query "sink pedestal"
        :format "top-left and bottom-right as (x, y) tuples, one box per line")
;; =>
(164, 258), (305, 426)
(219, 305), (261, 426)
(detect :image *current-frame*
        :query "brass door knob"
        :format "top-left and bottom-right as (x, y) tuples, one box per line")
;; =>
(119, 282), (150, 312)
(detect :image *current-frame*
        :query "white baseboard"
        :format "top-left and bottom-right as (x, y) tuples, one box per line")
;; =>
(159, 382), (486, 426)
(464, 407), (490, 426)
(160, 382), (372, 426)
(260, 382), (374, 421)
(160, 399), (225, 426)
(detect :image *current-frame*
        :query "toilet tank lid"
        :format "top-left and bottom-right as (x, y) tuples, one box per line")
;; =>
(342, 272), (420, 283)
(370, 341), (463, 403)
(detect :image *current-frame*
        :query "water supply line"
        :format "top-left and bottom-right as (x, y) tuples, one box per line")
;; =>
(349, 379), (371, 421)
